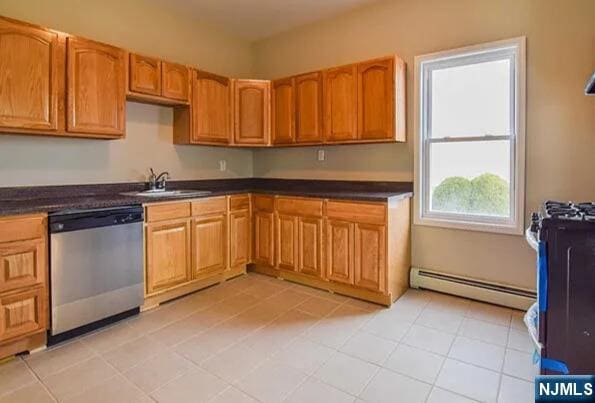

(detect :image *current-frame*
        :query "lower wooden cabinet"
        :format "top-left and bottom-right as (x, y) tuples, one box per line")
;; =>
(192, 214), (226, 279)
(276, 214), (298, 271)
(354, 223), (386, 292)
(0, 286), (46, 343)
(326, 219), (354, 284)
(0, 213), (48, 359)
(253, 211), (275, 267)
(229, 210), (250, 268)
(250, 197), (410, 306)
(0, 238), (46, 294)
(145, 219), (191, 294)
(297, 217), (323, 277)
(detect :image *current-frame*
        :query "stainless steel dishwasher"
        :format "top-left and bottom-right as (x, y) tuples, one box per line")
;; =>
(49, 205), (144, 344)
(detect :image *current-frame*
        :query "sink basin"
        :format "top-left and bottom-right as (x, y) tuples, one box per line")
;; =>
(121, 189), (212, 198)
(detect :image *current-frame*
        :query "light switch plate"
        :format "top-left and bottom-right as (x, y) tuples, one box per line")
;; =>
(219, 160), (227, 171)
(317, 150), (325, 161)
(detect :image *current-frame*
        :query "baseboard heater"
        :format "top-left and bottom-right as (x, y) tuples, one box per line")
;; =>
(410, 267), (536, 310)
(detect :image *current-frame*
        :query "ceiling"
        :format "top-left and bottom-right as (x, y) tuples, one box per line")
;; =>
(156, 0), (378, 41)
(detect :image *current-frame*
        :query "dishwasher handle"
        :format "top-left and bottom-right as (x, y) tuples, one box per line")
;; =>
(50, 206), (144, 233)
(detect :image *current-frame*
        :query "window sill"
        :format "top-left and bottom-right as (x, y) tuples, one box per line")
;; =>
(414, 215), (524, 236)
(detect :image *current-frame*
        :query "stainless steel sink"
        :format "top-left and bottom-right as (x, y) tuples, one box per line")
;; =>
(121, 189), (212, 198)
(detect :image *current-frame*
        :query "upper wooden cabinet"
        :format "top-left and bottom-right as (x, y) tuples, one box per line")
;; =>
(0, 17), (62, 134)
(67, 37), (126, 137)
(295, 72), (323, 143)
(191, 70), (232, 145)
(162, 62), (190, 102)
(129, 54), (161, 96)
(271, 78), (295, 145)
(357, 56), (405, 141)
(128, 54), (189, 104)
(233, 80), (270, 145)
(323, 64), (358, 142)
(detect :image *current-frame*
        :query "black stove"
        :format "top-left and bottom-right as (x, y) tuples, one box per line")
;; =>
(526, 200), (595, 375)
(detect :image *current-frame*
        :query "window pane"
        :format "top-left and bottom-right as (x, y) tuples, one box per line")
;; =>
(429, 140), (511, 217)
(430, 59), (511, 138)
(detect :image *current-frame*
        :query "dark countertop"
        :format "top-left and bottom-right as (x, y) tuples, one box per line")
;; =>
(0, 178), (413, 216)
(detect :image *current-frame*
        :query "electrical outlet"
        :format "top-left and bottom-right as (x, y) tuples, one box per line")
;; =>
(219, 160), (227, 171)
(317, 149), (325, 161)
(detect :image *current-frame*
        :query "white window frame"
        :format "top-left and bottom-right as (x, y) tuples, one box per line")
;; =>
(414, 37), (526, 235)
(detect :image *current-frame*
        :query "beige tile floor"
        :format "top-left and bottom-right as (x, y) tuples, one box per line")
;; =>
(0, 273), (538, 403)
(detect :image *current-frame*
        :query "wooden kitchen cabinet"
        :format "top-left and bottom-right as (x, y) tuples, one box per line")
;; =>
(297, 217), (324, 278)
(250, 196), (410, 306)
(129, 53), (161, 96)
(192, 214), (227, 279)
(0, 17), (63, 135)
(295, 72), (323, 143)
(191, 70), (232, 144)
(276, 214), (298, 271)
(145, 219), (191, 294)
(0, 286), (46, 343)
(357, 56), (405, 141)
(67, 37), (126, 137)
(162, 62), (190, 102)
(0, 213), (48, 359)
(0, 239), (46, 294)
(271, 77), (295, 144)
(233, 80), (270, 145)
(354, 223), (386, 292)
(253, 211), (275, 267)
(228, 194), (251, 270)
(229, 209), (250, 268)
(326, 219), (354, 284)
(323, 64), (358, 142)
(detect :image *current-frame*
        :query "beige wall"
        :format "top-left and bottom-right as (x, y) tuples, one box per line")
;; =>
(252, 0), (595, 290)
(0, 0), (254, 186)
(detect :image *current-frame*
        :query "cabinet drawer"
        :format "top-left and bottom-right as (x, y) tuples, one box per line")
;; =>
(0, 214), (46, 243)
(253, 195), (275, 212)
(229, 194), (250, 211)
(0, 286), (46, 342)
(326, 201), (386, 225)
(146, 202), (191, 222)
(0, 239), (46, 293)
(276, 197), (323, 217)
(191, 197), (227, 216)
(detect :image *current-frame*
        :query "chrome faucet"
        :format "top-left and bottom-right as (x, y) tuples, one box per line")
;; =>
(148, 168), (170, 191)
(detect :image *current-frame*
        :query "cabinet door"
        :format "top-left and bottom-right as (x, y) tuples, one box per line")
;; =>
(162, 61), (189, 102)
(354, 223), (386, 292)
(253, 211), (274, 267)
(271, 77), (295, 144)
(326, 219), (354, 284)
(233, 80), (270, 145)
(229, 210), (250, 268)
(357, 57), (394, 140)
(0, 286), (46, 342)
(295, 72), (323, 143)
(0, 239), (46, 294)
(323, 65), (357, 142)
(0, 18), (61, 132)
(145, 219), (191, 294)
(66, 37), (126, 136)
(192, 70), (231, 144)
(298, 217), (323, 278)
(276, 214), (298, 271)
(192, 214), (226, 279)
(129, 53), (161, 96)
